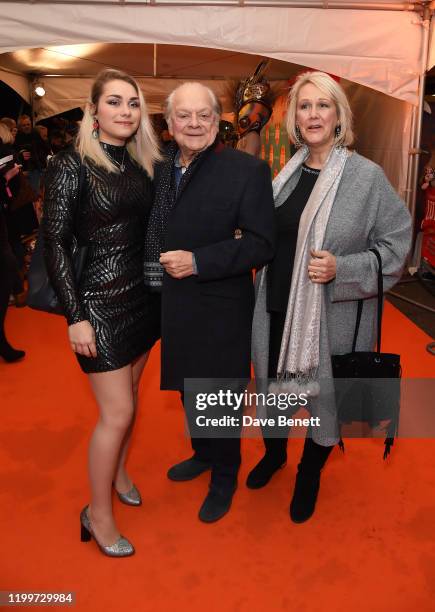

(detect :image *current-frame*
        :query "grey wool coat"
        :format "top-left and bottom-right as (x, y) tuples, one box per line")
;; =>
(252, 152), (412, 446)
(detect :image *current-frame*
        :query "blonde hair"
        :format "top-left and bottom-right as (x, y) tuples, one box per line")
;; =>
(286, 71), (354, 148)
(0, 117), (17, 131)
(76, 69), (161, 178)
(0, 122), (14, 144)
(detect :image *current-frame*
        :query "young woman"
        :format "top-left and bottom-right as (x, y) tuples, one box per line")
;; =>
(43, 69), (161, 556)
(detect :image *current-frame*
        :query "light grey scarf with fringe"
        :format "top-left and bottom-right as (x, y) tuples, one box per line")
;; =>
(270, 144), (349, 397)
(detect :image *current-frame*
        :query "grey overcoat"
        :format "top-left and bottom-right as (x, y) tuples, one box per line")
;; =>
(252, 152), (412, 446)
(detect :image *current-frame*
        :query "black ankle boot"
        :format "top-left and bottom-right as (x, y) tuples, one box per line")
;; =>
(246, 437), (287, 489)
(0, 340), (25, 363)
(289, 438), (333, 523)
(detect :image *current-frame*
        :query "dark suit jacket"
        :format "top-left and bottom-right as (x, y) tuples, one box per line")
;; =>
(158, 142), (275, 390)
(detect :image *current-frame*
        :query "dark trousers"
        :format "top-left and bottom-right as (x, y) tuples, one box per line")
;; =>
(262, 310), (291, 458)
(0, 212), (23, 346)
(180, 392), (241, 491)
(0, 277), (10, 347)
(5, 204), (38, 270)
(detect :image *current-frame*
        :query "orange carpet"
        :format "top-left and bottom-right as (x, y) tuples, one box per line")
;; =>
(0, 302), (434, 612)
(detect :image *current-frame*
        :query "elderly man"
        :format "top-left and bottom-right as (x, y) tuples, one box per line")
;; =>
(145, 82), (275, 522)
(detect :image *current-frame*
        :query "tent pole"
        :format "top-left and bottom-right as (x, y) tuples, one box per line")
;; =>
(408, 3), (432, 230)
(29, 76), (35, 126)
(405, 105), (416, 211)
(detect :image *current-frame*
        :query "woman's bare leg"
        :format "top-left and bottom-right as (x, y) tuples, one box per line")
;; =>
(87, 364), (135, 545)
(113, 351), (150, 493)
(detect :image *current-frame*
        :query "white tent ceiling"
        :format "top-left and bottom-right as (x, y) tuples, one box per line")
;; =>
(0, 2), (432, 106)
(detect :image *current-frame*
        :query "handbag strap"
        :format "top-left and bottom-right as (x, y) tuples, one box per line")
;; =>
(370, 248), (383, 353)
(351, 248), (383, 353)
(351, 300), (364, 353)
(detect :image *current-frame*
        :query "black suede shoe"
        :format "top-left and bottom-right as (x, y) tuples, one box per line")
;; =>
(167, 457), (212, 482)
(246, 454), (287, 489)
(198, 485), (237, 523)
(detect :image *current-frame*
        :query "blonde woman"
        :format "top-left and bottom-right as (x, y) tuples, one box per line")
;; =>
(250, 71), (411, 522)
(43, 69), (161, 556)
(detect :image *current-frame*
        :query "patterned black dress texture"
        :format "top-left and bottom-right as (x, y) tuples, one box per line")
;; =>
(42, 145), (160, 373)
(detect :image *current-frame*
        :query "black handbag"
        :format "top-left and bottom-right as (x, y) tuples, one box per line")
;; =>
(27, 162), (87, 315)
(331, 248), (401, 458)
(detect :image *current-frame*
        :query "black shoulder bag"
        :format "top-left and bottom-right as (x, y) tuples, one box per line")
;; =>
(27, 162), (87, 315)
(331, 248), (402, 458)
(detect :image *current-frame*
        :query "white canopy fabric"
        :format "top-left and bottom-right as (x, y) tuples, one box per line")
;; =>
(0, 3), (428, 105)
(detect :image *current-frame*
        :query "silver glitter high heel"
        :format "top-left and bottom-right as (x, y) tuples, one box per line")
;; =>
(80, 505), (135, 557)
(115, 483), (142, 507)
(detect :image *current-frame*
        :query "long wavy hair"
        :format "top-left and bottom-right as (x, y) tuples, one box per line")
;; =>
(76, 69), (161, 177)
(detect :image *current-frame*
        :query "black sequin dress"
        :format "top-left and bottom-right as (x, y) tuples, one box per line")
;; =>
(42, 144), (160, 373)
